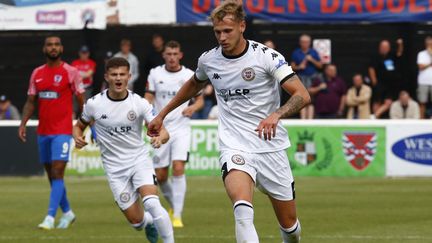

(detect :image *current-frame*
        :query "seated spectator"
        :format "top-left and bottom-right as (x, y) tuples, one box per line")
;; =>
(308, 64), (346, 119)
(0, 95), (20, 120)
(390, 91), (420, 119)
(346, 74), (372, 119)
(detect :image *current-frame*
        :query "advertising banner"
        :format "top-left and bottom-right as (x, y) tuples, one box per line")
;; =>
(177, 0), (432, 23)
(67, 123), (385, 177)
(386, 124), (432, 176)
(0, 0), (106, 30)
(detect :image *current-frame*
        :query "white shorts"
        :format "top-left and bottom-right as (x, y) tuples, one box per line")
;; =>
(417, 84), (432, 103)
(220, 149), (295, 201)
(153, 131), (190, 169)
(106, 162), (157, 211)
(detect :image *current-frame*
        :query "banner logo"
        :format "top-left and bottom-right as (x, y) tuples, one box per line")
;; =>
(36, 10), (66, 24)
(392, 133), (432, 166)
(343, 132), (377, 170)
(294, 131), (316, 166)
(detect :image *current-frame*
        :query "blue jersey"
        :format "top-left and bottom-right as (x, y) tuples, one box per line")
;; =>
(291, 48), (321, 76)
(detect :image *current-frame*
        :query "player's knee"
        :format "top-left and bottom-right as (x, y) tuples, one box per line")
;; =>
(157, 173), (168, 183)
(172, 161), (185, 176)
(50, 168), (64, 179)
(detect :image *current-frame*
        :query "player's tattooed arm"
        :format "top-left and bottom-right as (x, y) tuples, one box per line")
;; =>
(276, 95), (306, 118)
(277, 74), (311, 118)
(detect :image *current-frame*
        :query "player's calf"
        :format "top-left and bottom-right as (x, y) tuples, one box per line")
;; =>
(233, 200), (259, 243)
(143, 195), (174, 243)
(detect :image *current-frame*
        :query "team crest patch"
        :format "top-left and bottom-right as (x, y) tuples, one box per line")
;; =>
(54, 75), (63, 83)
(153, 156), (160, 164)
(120, 192), (131, 203)
(241, 67), (255, 81)
(294, 131), (316, 166)
(127, 110), (137, 121)
(342, 132), (377, 170)
(231, 154), (245, 165)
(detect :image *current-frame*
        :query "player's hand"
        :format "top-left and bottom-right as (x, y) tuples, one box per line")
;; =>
(18, 125), (26, 142)
(147, 116), (163, 137)
(255, 113), (281, 141)
(182, 106), (195, 118)
(74, 135), (88, 149)
(150, 136), (163, 149)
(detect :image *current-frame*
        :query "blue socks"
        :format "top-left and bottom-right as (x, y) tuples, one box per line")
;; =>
(48, 179), (66, 217)
(49, 179), (71, 213)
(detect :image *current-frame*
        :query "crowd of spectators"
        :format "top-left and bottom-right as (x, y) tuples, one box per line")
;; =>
(2, 34), (431, 121)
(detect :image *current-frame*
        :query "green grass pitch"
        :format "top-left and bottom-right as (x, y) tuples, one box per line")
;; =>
(0, 176), (431, 243)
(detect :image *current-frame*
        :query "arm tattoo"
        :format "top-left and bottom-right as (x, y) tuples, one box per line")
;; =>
(275, 95), (306, 118)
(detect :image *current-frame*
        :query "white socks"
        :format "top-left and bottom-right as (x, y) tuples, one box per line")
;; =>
(130, 212), (153, 231)
(159, 181), (173, 208)
(171, 175), (186, 218)
(233, 200), (259, 243)
(143, 195), (174, 243)
(280, 219), (301, 243)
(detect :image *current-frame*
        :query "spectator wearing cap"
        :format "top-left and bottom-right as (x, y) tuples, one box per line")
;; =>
(71, 45), (96, 99)
(0, 95), (20, 120)
(114, 39), (139, 91)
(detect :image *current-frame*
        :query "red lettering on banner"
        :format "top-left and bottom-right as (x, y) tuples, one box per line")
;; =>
(321, 0), (340, 13)
(430, 0), (432, 10)
(269, 0), (284, 13)
(409, 0), (426, 12)
(342, 0), (363, 13)
(387, 0), (405, 13)
(192, 0), (211, 13)
(246, 0), (265, 13)
(288, 0), (307, 13)
(365, 0), (384, 13)
(214, 0), (221, 6)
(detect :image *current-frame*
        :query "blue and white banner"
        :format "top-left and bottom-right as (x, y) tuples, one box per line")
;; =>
(0, 0), (106, 30)
(177, 0), (432, 23)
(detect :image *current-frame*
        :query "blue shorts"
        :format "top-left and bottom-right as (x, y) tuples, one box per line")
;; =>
(37, 135), (72, 163)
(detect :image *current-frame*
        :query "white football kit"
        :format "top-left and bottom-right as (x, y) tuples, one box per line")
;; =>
(80, 90), (157, 210)
(147, 65), (194, 168)
(195, 40), (296, 200)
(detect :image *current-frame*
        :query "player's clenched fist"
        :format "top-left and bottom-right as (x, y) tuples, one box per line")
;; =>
(147, 116), (163, 137)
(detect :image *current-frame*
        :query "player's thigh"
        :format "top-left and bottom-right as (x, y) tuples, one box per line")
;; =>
(107, 172), (139, 212)
(220, 150), (256, 203)
(132, 163), (158, 198)
(50, 135), (72, 162)
(37, 135), (52, 164)
(153, 139), (171, 169)
(256, 150), (295, 202)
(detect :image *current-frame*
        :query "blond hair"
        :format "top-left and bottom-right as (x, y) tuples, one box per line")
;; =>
(209, 0), (245, 22)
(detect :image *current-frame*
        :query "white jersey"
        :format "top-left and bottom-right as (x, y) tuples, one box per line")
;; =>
(417, 49), (432, 85)
(80, 90), (155, 174)
(147, 65), (194, 134)
(195, 40), (294, 153)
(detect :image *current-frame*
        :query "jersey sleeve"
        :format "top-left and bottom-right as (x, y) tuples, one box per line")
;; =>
(69, 66), (85, 95)
(140, 98), (156, 123)
(263, 48), (295, 84)
(27, 69), (37, 96)
(146, 68), (156, 93)
(80, 100), (94, 125)
(194, 53), (209, 82)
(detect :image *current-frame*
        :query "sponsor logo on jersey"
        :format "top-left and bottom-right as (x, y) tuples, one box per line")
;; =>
(242, 67), (255, 81)
(217, 89), (250, 102)
(212, 73), (221, 80)
(161, 91), (177, 99)
(231, 154), (245, 165)
(120, 192), (130, 203)
(106, 126), (132, 136)
(39, 91), (59, 99)
(127, 110), (137, 121)
(391, 133), (432, 166)
(342, 132), (377, 170)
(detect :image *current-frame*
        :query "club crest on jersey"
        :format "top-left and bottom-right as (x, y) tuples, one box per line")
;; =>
(53, 75), (62, 85)
(120, 192), (130, 203)
(241, 67), (255, 81)
(127, 110), (137, 121)
(231, 154), (245, 165)
(342, 132), (377, 170)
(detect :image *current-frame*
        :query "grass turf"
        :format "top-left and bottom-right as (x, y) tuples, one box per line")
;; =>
(0, 176), (431, 243)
